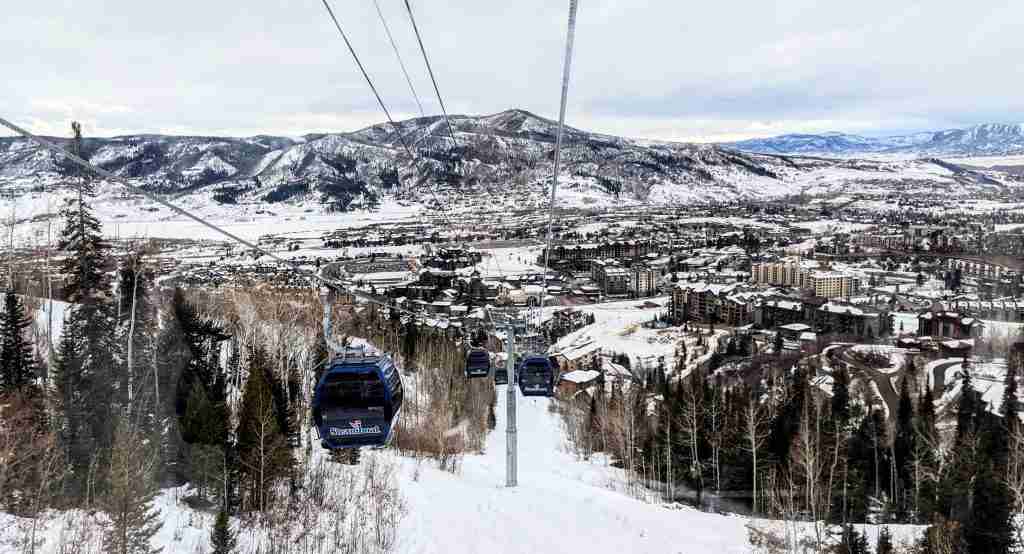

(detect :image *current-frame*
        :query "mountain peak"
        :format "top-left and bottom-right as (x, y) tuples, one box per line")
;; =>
(476, 108), (572, 136)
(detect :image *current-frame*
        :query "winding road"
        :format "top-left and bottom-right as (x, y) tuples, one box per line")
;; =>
(836, 346), (902, 424)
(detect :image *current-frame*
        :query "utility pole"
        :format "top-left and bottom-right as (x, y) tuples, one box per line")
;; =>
(506, 323), (517, 488)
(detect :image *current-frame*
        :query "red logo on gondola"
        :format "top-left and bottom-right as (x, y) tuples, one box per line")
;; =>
(351, 420), (362, 429)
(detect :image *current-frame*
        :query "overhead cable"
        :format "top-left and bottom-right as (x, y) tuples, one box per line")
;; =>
(320, 0), (460, 239)
(402, 0), (458, 148)
(319, 0), (414, 159)
(372, 0), (426, 118)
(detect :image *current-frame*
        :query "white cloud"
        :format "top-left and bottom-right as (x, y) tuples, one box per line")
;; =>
(1, 0), (1021, 141)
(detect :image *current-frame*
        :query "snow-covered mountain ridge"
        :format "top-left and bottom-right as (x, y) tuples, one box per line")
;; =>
(728, 122), (1024, 157)
(0, 110), (1018, 211)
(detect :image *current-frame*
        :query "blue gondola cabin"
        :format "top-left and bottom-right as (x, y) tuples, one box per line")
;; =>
(312, 348), (404, 449)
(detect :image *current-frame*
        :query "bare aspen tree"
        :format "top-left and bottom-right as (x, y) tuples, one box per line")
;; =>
(126, 250), (141, 405)
(664, 403), (673, 501)
(742, 392), (770, 515)
(707, 385), (723, 495)
(792, 397), (826, 550)
(678, 375), (704, 498)
(825, 414), (849, 524)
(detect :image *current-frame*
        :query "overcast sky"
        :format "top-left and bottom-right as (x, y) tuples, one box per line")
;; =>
(2, 0), (1022, 142)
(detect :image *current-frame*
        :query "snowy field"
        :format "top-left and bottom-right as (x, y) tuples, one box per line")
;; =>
(946, 155), (1024, 168)
(2, 188), (426, 245)
(103, 197), (425, 242)
(790, 220), (874, 234)
(468, 244), (546, 278)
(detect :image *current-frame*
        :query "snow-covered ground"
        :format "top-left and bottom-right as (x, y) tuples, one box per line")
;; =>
(791, 220), (874, 234)
(931, 358), (1023, 418)
(397, 392), (755, 554)
(469, 245), (546, 278)
(892, 311), (1024, 339)
(0, 385), (926, 553)
(947, 155), (1024, 168)
(2, 189), (425, 245)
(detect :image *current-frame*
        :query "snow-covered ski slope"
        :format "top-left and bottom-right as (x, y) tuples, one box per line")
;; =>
(0, 380), (926, 553)
(396, 387), (751, 554)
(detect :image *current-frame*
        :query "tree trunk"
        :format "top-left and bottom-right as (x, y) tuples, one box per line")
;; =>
(127, 263), (139, 406)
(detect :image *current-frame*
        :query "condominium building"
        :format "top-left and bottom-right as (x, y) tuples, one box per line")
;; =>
(750, 259), (808, 288)
(629, 266), (658, 297)
(806, 271), (860, 298)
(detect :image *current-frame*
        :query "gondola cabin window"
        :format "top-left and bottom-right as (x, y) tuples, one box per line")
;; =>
(321, 371), (386, 417)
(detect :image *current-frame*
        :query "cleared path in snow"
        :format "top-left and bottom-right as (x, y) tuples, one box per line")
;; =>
(395, 386), (751, 554)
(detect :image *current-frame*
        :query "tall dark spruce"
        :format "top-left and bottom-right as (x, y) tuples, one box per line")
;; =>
(51, 127), (125, 501)
(0, 290), (37, 393)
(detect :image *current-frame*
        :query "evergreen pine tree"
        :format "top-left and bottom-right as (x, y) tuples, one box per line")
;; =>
(836, 523), (870, 554)
(263, 358), (296, 448)
(830, 366), (851, 424)
(965, 410), (1014, 554)
(52, 311), (91, 497)
(56, 188), (108, 304)
(50, 149), (126, 497)
(209, 506), (236, 554)
(894, 375), (915, 517)
(956, 361), (1016, 554)
(915, 388), (941, 521)
(876, 526), (894, 554)
(53, 301), (122, 500)
(918, 387), (937, 439)
(181, 382), (226, 445)
(0, 290), (36, 392)
(1001, 361), (1019, 428)
(236, 345), (292, 511)
(102, 418), (163, 554)
(955, 370), (978, 446)
(172, 289), (229, 445)
(846, 409), (889, 522)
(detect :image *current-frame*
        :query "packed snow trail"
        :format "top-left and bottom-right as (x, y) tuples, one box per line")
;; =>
(394, 386), (752, 554)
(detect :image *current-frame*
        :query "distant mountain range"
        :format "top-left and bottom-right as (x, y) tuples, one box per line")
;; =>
(726, 123), (1024, 157)
(0, 110), (1018, 210)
